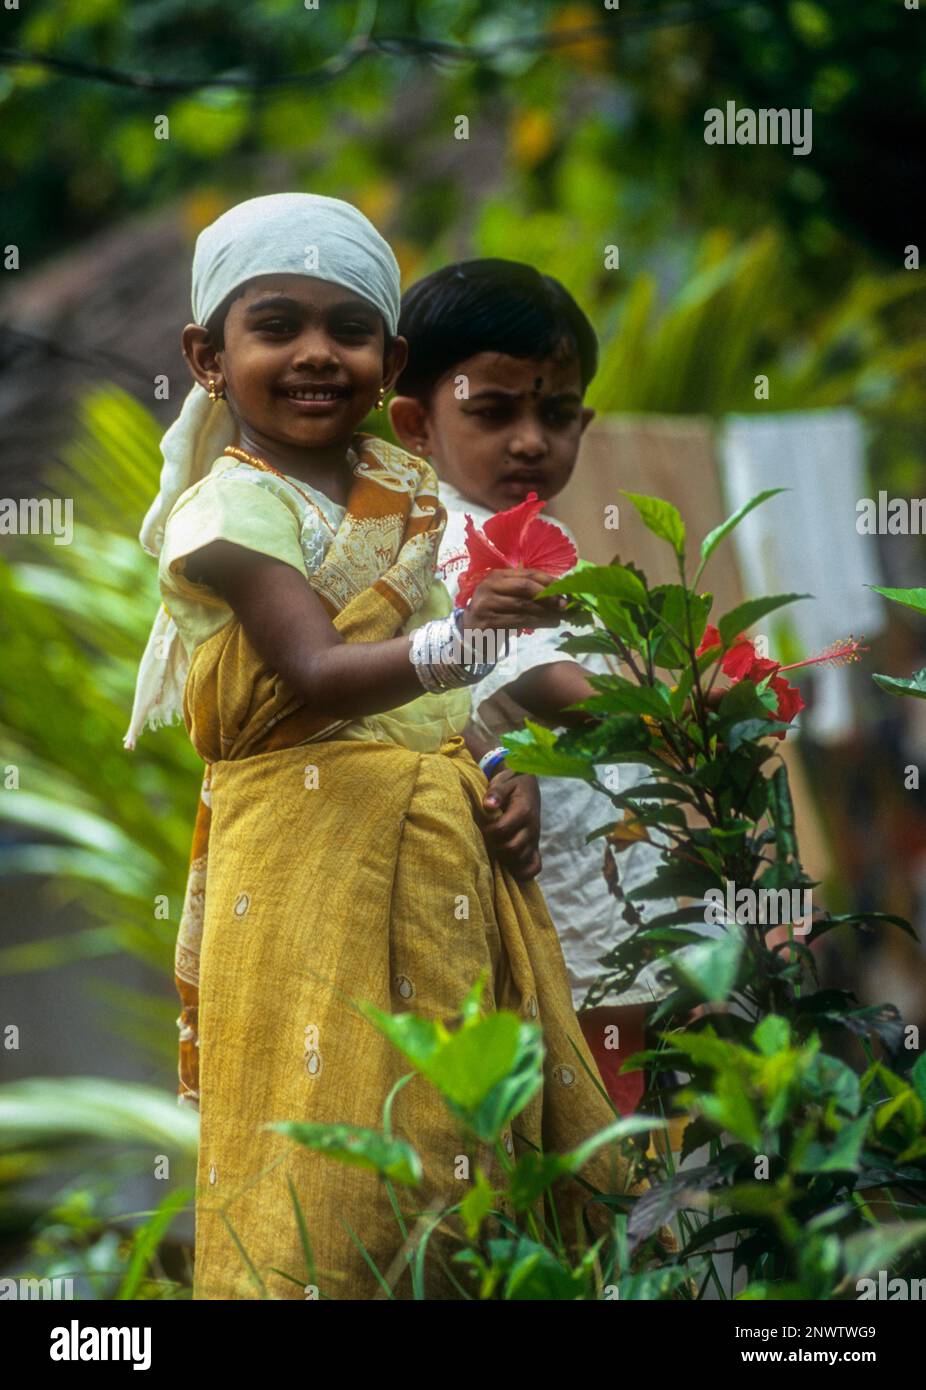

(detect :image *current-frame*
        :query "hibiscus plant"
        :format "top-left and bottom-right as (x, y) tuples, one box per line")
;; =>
(497, 488), (926, 1298)
(870, 584), (926, 701)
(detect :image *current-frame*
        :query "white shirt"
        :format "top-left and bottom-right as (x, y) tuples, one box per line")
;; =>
(436, 478), (674, 1010)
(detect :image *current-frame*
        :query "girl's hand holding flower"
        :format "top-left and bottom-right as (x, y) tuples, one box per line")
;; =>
(455, 490), (577, 637)
(463, 568), (568, 636)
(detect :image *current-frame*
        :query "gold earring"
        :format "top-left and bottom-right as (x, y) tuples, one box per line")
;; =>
(375, 385), (386, 411)
(207, 377), (225, 402)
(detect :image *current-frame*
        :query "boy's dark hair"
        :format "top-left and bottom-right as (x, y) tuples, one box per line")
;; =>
(395, 258), (598, 402)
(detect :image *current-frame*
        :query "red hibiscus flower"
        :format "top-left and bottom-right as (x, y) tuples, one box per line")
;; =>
(769, 675), (806, 725)
(695, 627), (866, 737)
(455, 491), (577, 613)
(697, 625), (805, 734)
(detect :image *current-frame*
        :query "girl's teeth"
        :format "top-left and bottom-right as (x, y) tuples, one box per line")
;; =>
(287, 390), (339, 400)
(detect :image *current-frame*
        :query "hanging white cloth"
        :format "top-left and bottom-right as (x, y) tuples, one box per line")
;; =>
(719, 409), (886, 742)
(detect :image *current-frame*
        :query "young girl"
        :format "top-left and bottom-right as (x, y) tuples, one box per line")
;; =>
(123, 193), (638, 1300)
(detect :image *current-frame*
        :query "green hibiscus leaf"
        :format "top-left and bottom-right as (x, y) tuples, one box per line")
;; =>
(584, 673), (673, 719)
(841, 1222), (926, 1280)
(869, 585), (926, 616)
(500, 721), (593, 779)
(620, 491), (686, 557)
(671, 931), (744, 1003)
(453, 1024), (546, 1142)
(717, 594), (810, 646)
(424, 1012), (522, 1109)
(793, 1114), (869, 1174)
(695, 488), (788, 582)
(753, 1014), (790, 1056)
(541, 560), (648, 607)
(727, 717), (789, 749)
(273, 1121), (423, 1187)
(873, 668), (926, 700)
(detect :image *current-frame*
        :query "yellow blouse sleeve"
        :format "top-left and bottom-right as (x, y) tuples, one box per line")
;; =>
(157, 470), (311, 654)
(160, 474), (306, 591)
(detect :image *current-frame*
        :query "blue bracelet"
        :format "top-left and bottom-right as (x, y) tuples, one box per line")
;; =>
(478, 746), (508, 780)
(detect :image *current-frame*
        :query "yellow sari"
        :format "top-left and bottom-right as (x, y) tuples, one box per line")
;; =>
(170, 437), (636, 1299)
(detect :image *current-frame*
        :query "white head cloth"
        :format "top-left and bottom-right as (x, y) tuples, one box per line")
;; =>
(123, 192), (401, 750)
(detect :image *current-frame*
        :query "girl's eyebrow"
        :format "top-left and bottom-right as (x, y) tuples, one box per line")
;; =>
(244, 295), (302, 315)
(244, 294), (377, 317)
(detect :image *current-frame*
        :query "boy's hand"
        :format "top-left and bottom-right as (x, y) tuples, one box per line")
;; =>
(481, 767), (542, 881)
(464, 569), (568, 635)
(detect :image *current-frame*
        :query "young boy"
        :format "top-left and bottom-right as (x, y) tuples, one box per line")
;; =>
(390, 259), (674, 1114)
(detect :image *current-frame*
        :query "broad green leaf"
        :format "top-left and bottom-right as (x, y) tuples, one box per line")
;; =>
(753, 1015), (790, 1056)
(479, 1236), (587, 1300)
(569, 713), (652, 759)
(425, 1012), (522, 1109)
(584, 673), (673, 720)
(724, 1179), (787, 1214)
(620, 491), (686, 556)
(708, 820), (751, 844)
(873, 1088), (921, 1137)
(596, 596), (644, 648)
(792, 1114), (868, 1174)
(869, 585), (926, 616)
(716, 593), (809, 646)
(456, 1025), (545, 1142)
(356, 1005), (445, 1070)
(841, 1222), (926, 1280)
(274, 1121), (423, 1186)
(661, 1026), (739, 1071)
(696, 488), (788, 578)
(717, 678), (774, 724)
(360, 1002), (525, 1112)
(873, 669), (926, 700)
(542, 561), (648, 607)
(507, 1151), (574, 1210)
(638, 905), (720, 929)
(649, 586), (712, 667)
(810, 911), (915, 941)
(767, 764), (798, 861)
(500, 721), (593, 780)
(627, 926), (708, 947)
(672, 932), (744, 1003)
(630, 859), (723, 902)
(606, 781), (694, 805)
(694, 1079), (762, 1147)
(802, 1052), (861, 1117)
(557, 630), (619, 657)
(727, 717), (788, 749)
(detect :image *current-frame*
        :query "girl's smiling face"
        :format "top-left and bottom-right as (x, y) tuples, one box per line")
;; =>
(183, 273), (407, 459)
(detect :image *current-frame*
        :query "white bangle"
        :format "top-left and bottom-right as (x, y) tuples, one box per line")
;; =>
(408, 609), (498, 692)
